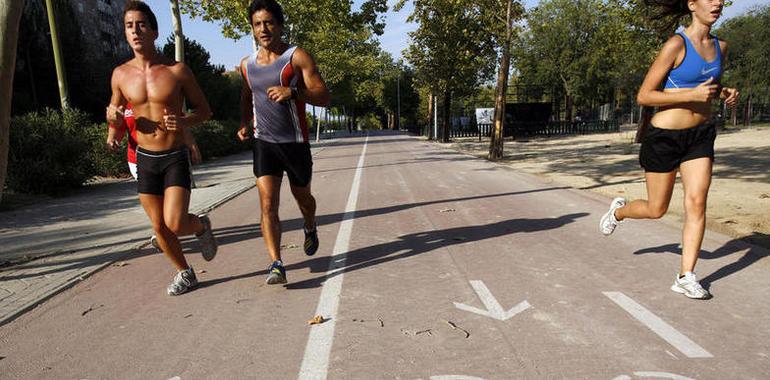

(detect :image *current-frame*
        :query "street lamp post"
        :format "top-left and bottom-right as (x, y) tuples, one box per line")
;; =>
(396, 71), (401, 130)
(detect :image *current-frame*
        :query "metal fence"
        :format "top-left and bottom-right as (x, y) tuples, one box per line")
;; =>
(447, 120), (620, 139)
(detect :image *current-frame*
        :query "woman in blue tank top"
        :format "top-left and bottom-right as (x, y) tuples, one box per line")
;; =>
(599, 0), (739, 300)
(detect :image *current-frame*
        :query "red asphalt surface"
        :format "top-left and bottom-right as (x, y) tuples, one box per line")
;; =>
(1, 132), (768, 379)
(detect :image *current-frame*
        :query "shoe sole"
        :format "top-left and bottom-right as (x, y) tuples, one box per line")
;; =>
(266, 276), (287, 285)
(671, 284), (710, 299)
(305, 239), (319, 256)
(599, 212), (615, 236)
(199, 216), (218, 262)
(599, 199), (624, 236)
(168, 283), (199, 296)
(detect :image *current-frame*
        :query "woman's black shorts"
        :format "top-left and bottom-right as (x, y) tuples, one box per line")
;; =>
(639, 123), (716, 173)
(252, 139), (313, 187)
(136, 146), (191, 195)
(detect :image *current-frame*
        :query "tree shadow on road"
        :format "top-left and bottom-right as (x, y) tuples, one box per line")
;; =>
(197, 194), (579, 290)
(633, 232), (770, 289)
(277, 212), (589, 290)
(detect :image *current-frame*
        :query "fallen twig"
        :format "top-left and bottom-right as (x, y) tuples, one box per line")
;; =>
(445, 320), (470, 338)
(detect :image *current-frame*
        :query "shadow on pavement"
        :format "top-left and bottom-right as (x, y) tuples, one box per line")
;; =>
(284, 212), (589, 289)
(198, 212), (588, 290)
(633, 232), (770, 289)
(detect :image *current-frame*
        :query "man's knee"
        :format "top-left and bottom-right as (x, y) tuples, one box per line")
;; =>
(164, 216), (185, 234)
(260, 198), (280, 216)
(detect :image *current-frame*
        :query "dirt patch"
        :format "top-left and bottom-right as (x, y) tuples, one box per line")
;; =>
(440, 124), (770, 249)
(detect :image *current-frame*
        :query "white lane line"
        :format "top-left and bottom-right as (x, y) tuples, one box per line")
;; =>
(603, 291), (713, 358)
(298, 135), (369, 380)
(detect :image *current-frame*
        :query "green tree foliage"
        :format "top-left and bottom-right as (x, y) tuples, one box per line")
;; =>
(401, 0), (496, 142)
(161, 36), (241, 120)
(177, 0), (390, 129)
(515, 0), (641, 120)
(716, 4), (770, 121)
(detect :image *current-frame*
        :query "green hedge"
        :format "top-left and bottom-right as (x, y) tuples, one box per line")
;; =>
(191, 119), (250, 160)
(8, 108), (102, 194)
(8, 109), (247, 195)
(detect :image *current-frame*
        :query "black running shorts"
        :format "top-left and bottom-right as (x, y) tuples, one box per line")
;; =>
(136, 146), (192, 195)
(252, 139), (313, 187)
(639, 123), (716, 173)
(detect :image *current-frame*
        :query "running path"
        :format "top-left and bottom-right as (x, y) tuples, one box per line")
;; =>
(0, 135), (365, 378)
(0, 132), (768, 379)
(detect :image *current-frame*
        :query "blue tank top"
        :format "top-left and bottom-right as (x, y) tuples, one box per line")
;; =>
(243, 45), (308, 144)
(664, 32), (722, 89)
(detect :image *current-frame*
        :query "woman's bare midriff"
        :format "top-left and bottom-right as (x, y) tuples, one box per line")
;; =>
(650, 88), (712, 130)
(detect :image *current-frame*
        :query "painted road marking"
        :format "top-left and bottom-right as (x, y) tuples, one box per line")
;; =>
(431, 376), (487, 380)
(298, 135), (369, 380)
(603, 292), (712, 358)
(454, 280), (531, 321)
(612, 371), (696, 380)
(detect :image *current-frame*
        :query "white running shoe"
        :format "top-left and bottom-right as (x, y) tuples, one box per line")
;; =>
(599, 197), (625, 236)
(150, 235), (160, 252)
(167, 267), (198, 296)
(671, 272), (711, 299)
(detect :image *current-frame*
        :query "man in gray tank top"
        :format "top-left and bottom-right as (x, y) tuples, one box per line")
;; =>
(238, 0), (330, 285)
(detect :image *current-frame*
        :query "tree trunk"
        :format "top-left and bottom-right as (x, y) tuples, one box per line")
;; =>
(0, 0), (24, 203)
(45, 0), (69, 109)
(442, 89), (451, 143)
(426, 93), (434, 139)
(170, 0), (184, 63)
(565, 94), (573, 122)
(488, 0), (513, 161)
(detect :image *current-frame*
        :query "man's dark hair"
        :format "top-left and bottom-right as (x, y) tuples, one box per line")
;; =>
(123, 0), (158, 31)
(248, 0), (285, 26)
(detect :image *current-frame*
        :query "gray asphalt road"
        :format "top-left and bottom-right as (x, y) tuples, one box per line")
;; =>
(1, 132), (768, 380)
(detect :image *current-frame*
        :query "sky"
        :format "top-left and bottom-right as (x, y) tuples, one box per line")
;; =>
(142, 0), (767, 70)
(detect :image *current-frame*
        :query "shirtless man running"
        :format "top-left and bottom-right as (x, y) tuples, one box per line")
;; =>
(107, 1), (217, 295)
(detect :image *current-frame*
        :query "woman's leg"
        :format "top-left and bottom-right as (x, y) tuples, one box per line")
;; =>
(615, 170), (677, 221)
(678, 157), (712, 275)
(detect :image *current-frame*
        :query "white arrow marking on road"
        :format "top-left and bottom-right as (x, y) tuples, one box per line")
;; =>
(453, 280), (531, 321)
(430, 376), (487, 380)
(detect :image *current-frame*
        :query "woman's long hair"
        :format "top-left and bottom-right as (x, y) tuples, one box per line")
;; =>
(643, 0), (691, 34)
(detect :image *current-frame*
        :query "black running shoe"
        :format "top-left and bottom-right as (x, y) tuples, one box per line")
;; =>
(304, 227), (319, 256)
(266, 260), (287, 284)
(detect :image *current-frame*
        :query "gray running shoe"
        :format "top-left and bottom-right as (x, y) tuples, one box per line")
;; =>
(196, 214), (217, 261)
(167, 267), (198, 296)
(600, 197), (625, 236)
(671, 272), (711, 299)
(266, 260), (287, 285)
(150, 235), (161, 252)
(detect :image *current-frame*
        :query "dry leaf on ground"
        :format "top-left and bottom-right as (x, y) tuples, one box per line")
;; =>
(308, 315), (325, 325)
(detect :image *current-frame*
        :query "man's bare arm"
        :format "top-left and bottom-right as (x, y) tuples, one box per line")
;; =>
(106, 122), (125, 152)
(238, 57), (254, 141)
(294, 48), (330, 106)
(265, 49), (330, 106)
(107, 68), (127, 127)
(178, 64), (212, 128)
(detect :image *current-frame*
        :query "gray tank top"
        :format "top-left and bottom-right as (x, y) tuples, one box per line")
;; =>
(244, 45), (308, 144)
